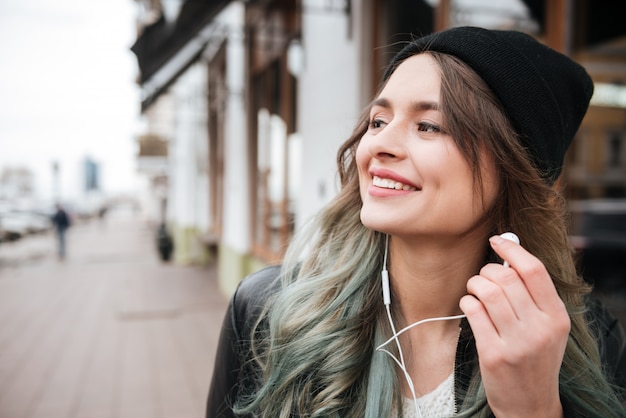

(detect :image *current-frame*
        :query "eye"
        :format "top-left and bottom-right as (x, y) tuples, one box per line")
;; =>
(417, 122), (442, 134)
(369, 118), (386, 130)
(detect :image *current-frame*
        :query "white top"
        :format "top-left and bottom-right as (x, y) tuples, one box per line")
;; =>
(396, 373), (456, 418)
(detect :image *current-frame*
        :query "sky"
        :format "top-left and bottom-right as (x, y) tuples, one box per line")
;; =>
(0, 0), (141, 205)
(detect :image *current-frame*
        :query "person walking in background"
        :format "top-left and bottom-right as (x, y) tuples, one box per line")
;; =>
(207, 26), (625, 417)
(51, 203), (70, 260)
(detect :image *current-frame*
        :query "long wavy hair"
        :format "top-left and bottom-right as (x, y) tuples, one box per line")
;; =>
(234, 51), (625, 417)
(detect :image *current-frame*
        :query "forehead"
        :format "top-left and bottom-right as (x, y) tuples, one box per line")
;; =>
(378, 54), (442, 104)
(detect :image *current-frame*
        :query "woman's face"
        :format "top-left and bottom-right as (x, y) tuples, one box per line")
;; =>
(356, 53), (498, 240)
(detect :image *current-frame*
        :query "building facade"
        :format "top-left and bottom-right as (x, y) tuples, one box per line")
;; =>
(130, 0), (626, 295)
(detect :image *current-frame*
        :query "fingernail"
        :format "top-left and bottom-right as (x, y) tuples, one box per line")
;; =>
(489, 235), (503, 245)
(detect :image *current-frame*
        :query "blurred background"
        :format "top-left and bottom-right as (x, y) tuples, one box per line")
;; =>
(0, 0), (140, 216)
(0, 0), (625, 417)
(4, 0), (624, 293)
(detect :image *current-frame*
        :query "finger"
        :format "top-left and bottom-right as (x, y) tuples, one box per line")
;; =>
(466, 273), (518, 332)
(489, 235), (561, 313)
(459, 294), (502, 346)
(478, 263), (538, 321)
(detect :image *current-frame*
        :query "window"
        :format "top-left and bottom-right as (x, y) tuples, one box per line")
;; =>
(207, 43), (226, 239)
(250, 57), (299, 263)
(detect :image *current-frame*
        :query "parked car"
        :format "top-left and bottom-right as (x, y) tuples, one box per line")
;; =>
(0, 209), (52, 242)
(569, 199), (626, 290)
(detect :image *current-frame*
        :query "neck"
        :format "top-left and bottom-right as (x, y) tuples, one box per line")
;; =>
(387, 233), (489, 326)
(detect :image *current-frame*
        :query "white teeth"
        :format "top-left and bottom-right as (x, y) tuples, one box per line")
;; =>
(372, 176), (417, 191)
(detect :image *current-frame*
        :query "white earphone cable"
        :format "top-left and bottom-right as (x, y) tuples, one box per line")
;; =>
(379, 234), (465, 418)
(378, 232), (518, 416)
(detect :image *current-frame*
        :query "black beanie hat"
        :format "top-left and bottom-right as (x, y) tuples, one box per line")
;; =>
(384, 26), (594, 184)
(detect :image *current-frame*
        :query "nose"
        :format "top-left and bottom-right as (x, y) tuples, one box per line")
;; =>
(367, 121), (407, 160)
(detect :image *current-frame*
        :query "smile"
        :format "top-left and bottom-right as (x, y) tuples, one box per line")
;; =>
(372, 176), (418, 191)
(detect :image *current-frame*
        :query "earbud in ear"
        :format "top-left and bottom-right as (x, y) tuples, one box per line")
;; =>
(499, 232), (520, 245)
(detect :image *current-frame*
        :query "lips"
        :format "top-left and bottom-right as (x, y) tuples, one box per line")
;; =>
(369, 167), (420, 193)
(372, 176), (417, 191)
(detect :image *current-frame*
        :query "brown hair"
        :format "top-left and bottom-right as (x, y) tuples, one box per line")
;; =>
(334, 51), (612, 415)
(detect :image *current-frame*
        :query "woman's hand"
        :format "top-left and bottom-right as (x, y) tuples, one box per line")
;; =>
(459, 235), (570, 418)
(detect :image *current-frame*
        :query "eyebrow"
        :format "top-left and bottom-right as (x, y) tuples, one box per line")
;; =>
(371, 97), (441, 113)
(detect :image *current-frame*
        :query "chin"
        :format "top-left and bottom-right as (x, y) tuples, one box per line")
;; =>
(359, 210), (377, 230)
(359, 210), (395, 235)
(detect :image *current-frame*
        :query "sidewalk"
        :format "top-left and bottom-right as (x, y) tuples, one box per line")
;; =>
(2, 207), (624, 418)
(0, 207), (229, 418)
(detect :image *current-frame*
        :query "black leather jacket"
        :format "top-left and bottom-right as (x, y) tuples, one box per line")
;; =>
(207, 265), (626, 417)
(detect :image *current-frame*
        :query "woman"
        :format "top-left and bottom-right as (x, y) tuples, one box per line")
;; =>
(207, 26), (626, 417)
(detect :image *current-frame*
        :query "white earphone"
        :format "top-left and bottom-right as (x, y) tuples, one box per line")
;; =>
(499, 232), (520, 244)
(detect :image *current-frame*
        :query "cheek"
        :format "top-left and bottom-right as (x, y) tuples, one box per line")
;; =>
(438, 148), (478, 204)
(432, 143), (471, 183)
(476, 151), (500, 211)
(355, 141), (370, 182)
